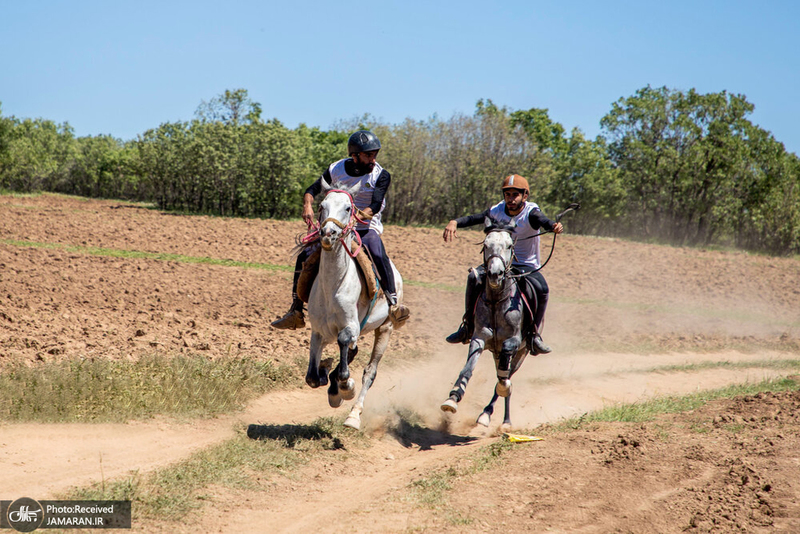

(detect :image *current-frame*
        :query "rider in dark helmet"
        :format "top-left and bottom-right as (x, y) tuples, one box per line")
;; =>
(442, 174), (563, 354)
(271, 130), (410, 330)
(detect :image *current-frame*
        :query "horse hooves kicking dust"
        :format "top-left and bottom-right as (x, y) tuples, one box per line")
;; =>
(441, 397), (458, 413)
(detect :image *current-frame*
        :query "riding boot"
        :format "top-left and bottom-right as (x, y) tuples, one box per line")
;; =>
(270, 297), (305, 330)
(446, 269), (482, 344)
(385, 291), (410, 328)
(529, 333), (552, 355)
(527, 290), (551, 354)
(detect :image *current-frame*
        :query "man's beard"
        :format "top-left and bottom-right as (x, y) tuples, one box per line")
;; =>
(353, 162), (375, 175)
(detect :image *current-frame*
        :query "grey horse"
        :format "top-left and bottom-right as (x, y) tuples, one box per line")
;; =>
(441, 217), (531, 429)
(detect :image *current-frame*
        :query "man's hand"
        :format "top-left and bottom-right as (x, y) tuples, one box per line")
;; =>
(443, 220), (458, 242)
(302, 203), (315, 227)
(552, 222), (564, 234)
(359, 207), (374, 220)
(302, 193), (315, 227)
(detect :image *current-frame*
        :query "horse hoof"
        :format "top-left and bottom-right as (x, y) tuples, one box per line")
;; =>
(328, 392), (343, 408)
(343, 415), (361, 430)
(339, 378), (356, 400)
(476, 412), (491, 427)
(306, 376), (320, 389)
(500, 422), (513, 433)
(441, 398), (458, 413)
(495, 379), (512, 398)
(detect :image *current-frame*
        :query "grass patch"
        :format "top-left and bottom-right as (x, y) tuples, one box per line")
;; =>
(1, 238), (453, 291)
(0, 355), (294, 422)
(1, 238), (293, 272)
(404, 279), (462, 292)
(0, 189), (43, 198)
(65, 416), (367, 522)
(409, 440), (512, 512)
(552, 376), (800, 430)
(643, 359), (800, 374)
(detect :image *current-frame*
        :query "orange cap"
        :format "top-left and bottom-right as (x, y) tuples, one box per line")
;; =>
(502, 174), (529, 193)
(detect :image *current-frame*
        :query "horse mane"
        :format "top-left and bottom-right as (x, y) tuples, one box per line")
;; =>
(291, 232), (317, 258)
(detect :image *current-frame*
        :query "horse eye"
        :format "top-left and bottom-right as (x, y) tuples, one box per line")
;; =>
(346, 206), (351, 212)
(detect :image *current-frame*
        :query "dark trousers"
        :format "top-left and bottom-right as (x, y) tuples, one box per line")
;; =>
(465, 265), (549, 334)
(291, 228), (396, 300)
(513, 266), (549, 332)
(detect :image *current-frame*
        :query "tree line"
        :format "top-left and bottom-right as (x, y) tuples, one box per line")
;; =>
(1, 87), (798, 255)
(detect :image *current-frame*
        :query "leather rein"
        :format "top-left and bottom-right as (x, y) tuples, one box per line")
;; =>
(301, 189), (370, 258)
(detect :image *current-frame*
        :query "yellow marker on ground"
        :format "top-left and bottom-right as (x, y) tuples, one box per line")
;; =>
(503, 433), (544, 443)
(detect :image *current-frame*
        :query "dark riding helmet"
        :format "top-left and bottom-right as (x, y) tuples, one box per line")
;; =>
(347, 130), (381, 155)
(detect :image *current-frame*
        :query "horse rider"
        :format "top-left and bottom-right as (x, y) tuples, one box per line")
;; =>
(442, 174), (563, 354)
(271, 130), (410, 330)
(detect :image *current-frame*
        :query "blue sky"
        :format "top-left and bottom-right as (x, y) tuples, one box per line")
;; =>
(2, 1), (798, 155)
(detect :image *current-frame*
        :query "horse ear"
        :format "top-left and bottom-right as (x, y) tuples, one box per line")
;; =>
(346, 181), (362, 197)
(484, 216), (495, 234)
(321, 178), (333, 193)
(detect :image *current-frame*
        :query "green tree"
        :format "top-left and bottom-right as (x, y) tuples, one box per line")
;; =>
(194, 88), (262, 126)
(1, 117), (76, 192)
(602, 86), (751, 244)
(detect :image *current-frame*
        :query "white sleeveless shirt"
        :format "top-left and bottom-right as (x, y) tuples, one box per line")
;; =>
(488, 200), (543, 269)
(327, 158), (385, 234)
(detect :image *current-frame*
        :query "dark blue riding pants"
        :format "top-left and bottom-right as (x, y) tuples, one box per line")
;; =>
(292, 229), (397, 299)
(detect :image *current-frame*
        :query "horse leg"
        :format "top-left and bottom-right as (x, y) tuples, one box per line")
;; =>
(306, 331), (325, 388)
(335, 326), (357, 399)
(477, 391), (499, 427)
(496, 347), (527, 427)
(441, 338), (485, 413)
(345, 320), (392, 430)
(495, 339), (519, 398)
(338, 345), (358, 401)
(500, 394), (512, 430)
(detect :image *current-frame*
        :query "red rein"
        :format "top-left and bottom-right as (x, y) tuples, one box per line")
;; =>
(301, 189), (368, 258)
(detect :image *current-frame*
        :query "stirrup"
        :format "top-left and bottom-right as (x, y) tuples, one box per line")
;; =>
(389, 304), (410, 328)
(270, 308), (305, 330)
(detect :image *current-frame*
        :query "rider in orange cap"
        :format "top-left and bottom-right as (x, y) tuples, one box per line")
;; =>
(443, 174), (563, 354)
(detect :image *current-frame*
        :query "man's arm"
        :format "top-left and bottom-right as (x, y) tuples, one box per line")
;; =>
(365, 170), (391, 216)
(528, 208), (563, 234)
(443, 209), (491, 242)
(302, 170), (333, 225)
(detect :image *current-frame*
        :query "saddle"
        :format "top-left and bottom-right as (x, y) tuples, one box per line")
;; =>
(296, 242), (380, 304)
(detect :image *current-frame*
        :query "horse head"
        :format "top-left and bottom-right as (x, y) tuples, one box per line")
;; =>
(318, 180), (362, 250)
(483, 216), (516, 290)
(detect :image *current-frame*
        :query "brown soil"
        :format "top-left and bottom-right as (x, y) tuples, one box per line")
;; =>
(1, 193), (800, 532)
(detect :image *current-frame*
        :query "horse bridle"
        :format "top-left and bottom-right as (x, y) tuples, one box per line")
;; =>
(303, 189), (369, 258)
(483, 228), (516, 280)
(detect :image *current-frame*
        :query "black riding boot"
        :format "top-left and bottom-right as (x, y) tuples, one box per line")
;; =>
(446, 268), (483, 344)
(527, 282), (551, 354)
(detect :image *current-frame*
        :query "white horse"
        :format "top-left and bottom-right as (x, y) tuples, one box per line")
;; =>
(441, 218), (530, 429)
(305, 180), (403, 430)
